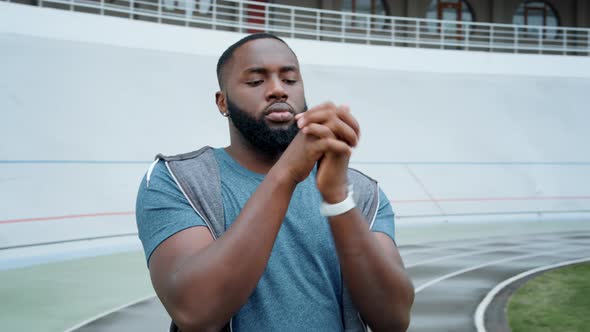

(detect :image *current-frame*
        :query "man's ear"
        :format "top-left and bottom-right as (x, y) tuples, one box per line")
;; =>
(215, 91), (228, 117)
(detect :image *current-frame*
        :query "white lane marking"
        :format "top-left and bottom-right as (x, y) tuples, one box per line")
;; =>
(407, 231), (590, 268)
(414, 246), (585, 293)
(400, 239), (497, 256)
(399, 231), (581, 256)
(473, 256), (590, 332)
(406, 244), (531, 268)
(62, 294), (156, 332)
(402, 232), (578, 265)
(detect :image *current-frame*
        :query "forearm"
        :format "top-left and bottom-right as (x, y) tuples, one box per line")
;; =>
(168, 168), (297, 331)
(329, 208), (414, 332)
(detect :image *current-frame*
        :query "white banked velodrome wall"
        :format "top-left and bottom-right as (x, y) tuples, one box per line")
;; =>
(1, 2), (590, 248)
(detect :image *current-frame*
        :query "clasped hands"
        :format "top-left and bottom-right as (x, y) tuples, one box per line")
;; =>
(277, 102), (360, 205)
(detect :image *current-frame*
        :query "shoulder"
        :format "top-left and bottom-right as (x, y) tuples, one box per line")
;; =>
(155, 146), (214, 162)
(143, 159), (173, 189)
(347, 167), (381, 223)
(347, 167), (378, 193)
(136, 160), (182, 206)
(155, 147), (220, 179)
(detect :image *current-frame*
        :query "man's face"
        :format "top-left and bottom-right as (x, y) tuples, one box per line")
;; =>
(220, 38), (307, 156)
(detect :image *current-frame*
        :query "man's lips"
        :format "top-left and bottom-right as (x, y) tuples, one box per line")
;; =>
(264, 103), (295, 123)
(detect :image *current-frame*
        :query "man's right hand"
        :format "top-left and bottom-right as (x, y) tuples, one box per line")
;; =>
(274, 129), (351, 185)
(272, 131), (324, 184)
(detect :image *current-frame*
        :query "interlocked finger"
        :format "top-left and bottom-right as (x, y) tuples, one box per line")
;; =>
(302, 123), (337, 139)
(334, 105), (360, 137)
(297, 103), (359, 147)
(311, 137), (352, 157)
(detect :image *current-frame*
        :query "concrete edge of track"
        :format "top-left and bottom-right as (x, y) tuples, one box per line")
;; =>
(474, 256), (590, 332)
(0, 234), (142, 271)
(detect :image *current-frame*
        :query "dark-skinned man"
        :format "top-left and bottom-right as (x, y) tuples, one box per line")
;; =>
(136, 33), (414, 332)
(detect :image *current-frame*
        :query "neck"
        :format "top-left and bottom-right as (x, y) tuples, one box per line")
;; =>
(224, 130), (282, 174)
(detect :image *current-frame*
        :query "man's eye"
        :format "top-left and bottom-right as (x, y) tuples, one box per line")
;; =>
(246, 80), (263, 86)
(284, 79), (297, 84)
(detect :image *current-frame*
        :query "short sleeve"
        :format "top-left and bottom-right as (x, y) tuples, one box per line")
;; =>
(135, 160), (207, 265)
(370, 187), (395, 243)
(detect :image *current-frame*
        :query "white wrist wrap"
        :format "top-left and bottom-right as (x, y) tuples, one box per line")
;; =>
(319, 185), (356, 217)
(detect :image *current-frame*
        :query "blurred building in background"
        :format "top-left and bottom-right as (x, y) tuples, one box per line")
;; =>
(6, 0), (590, 55)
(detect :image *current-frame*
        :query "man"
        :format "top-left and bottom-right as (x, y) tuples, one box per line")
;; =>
(136, 33), (414, 332)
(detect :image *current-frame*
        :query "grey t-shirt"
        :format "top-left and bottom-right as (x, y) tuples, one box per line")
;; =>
(136, 148), (396, 331)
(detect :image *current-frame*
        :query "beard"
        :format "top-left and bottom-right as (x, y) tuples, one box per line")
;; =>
(226, 97), (306, 157)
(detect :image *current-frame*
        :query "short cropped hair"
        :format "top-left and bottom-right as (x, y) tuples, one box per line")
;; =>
(216, 33), (292, 89)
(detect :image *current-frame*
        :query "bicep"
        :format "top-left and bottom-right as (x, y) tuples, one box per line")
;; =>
(149, 226), (214, 300)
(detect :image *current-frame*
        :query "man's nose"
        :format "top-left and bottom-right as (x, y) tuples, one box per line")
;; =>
(266, 76), (288, 101)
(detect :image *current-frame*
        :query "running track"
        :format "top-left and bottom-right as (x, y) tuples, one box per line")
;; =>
(68, 229), (590, 332)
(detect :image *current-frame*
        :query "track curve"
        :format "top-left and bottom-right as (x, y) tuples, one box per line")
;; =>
(68, 230), (590, 332)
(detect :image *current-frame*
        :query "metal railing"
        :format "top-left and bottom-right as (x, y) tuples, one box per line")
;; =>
(8, 0), (590, 55)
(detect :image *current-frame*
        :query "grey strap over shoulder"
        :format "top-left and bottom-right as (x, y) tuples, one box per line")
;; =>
(156, 146), (380, 332)
(156, 146), (226, 240)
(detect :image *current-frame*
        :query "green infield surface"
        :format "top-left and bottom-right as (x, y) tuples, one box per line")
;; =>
(508, 262), (590, 332)
(0, 251), (154, 332)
